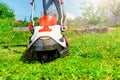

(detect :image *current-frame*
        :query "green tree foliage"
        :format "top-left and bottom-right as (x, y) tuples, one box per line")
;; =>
(99, 0), (120, 26)
(0, 2), (15, 19)
(14, 17), (39, 27)
(34, 17), (39, 26)
(14, 20), (29, 27)
(80, 1), (108, 26)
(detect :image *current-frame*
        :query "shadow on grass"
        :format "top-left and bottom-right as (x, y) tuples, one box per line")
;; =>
(20, 55), (41, 64)
(20, 53), (60, 64)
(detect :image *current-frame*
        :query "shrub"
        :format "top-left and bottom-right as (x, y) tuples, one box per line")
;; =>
(0, 2), (15, 19)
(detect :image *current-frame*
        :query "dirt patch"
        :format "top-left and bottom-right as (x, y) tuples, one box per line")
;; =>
(74, 28), (113, 34)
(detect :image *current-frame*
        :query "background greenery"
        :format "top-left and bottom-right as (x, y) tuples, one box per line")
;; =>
(0, 2), (14, 19)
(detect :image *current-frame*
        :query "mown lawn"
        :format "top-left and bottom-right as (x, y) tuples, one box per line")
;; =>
(0, 19), (120, 80)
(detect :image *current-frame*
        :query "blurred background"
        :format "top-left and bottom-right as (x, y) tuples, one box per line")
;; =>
(1, 0), (120, 28)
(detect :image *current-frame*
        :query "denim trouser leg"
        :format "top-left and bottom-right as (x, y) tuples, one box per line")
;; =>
(43, 0), (66, 25)
(43, 0), (53, 15)
(53, 0), (66, 25)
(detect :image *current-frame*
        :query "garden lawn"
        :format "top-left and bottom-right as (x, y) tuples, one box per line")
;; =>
(0, 19), (120, 79)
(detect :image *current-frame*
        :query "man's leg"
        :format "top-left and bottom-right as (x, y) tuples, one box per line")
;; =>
(53, 0), (63, 25)
(61, 4), (67, 31)
(43, 0), (53, 15)
(61, 4), (66, 24)
(53, 0), (67, 31)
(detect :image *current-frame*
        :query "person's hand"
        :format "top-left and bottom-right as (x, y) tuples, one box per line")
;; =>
(61, 0), (64, 4)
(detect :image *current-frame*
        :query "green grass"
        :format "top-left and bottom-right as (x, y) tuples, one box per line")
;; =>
(0, 19), (120, 79)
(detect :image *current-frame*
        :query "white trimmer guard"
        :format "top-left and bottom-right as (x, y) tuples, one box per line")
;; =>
(27, 25), (66, 49)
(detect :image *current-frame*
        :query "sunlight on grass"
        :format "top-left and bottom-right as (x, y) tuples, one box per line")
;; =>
(0, 19), (120, 79)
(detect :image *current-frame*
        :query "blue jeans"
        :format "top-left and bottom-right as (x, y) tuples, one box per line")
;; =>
(43, 0), (66, 25)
